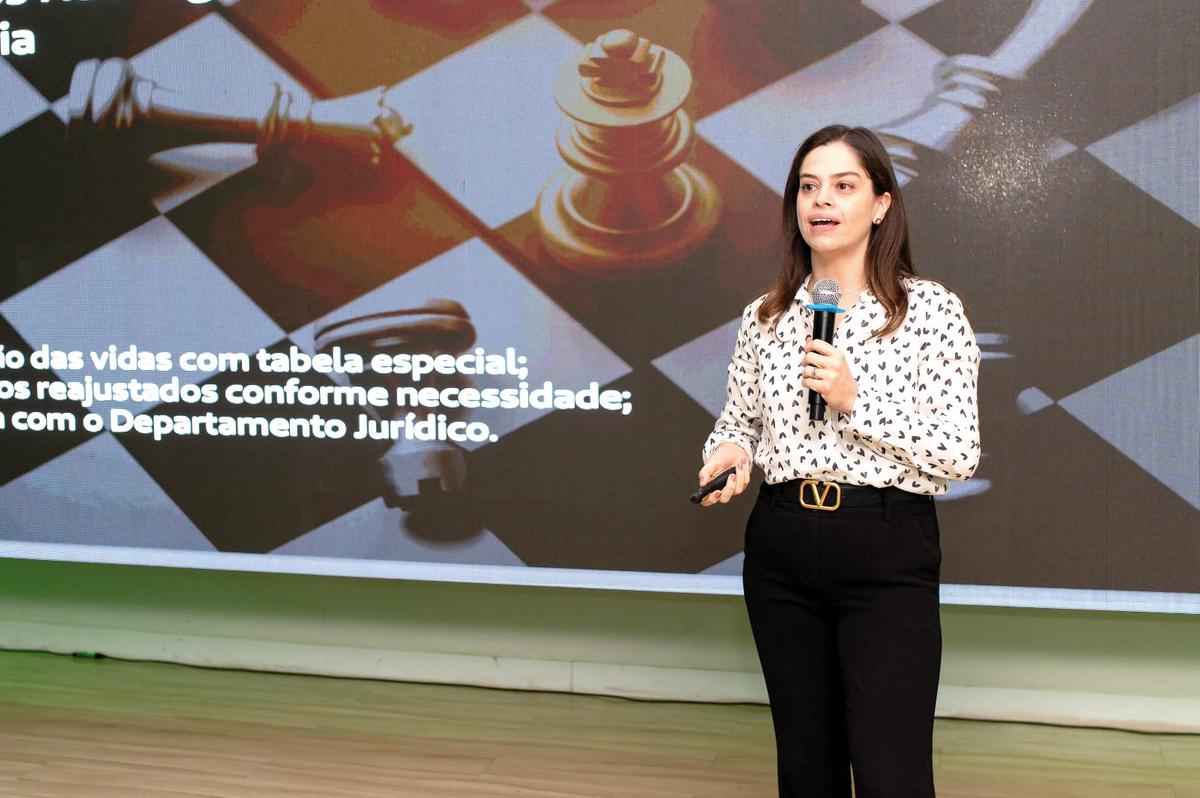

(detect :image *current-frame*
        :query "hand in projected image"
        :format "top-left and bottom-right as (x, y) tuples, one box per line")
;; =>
(697, 443), (752, 507)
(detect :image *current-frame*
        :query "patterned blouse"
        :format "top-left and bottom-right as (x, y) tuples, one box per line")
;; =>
(702, 276), (981, 495)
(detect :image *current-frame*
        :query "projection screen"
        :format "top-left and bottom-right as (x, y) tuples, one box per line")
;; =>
(0, 0), (1196, 613)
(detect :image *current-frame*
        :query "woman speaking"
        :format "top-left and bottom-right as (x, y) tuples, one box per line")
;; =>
(698, 125), (981, 797)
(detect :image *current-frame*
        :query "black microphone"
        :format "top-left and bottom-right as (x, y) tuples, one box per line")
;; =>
(805, 278), (845, 422)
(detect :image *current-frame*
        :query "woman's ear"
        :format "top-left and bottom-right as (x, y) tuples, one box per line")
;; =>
(875, 191), (892, 220)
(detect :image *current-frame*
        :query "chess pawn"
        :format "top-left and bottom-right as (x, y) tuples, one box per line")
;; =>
(535, 29), (719, 274)
(65, 57), (412, 166)
(314, 299), (476, 509)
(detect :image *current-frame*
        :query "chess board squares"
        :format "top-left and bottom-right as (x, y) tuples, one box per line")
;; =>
(1001, 404), (1200, 594)
(696, 24), (944, 196)
(167, 138), (476, 334)
(290, 238), (631, 448)
(900, 0), (1034, 59)
(0, 433), (215, 553)
(0, 217), (284, 417)
(0, 57), (47, 138)
(1086, 94), (1200, 229)
(977, 404), (1109, 592)
(496, 137), (781, 366)
(113, 338), (384, 555)
(914, 148), (1199, 402)
(701, 549), (744, 577)
(1018, 0), (1200, 146)
(1058, 335), (1200, 511)
(543, 0), (888, 120)
(385, 13), (583, 230)
(0, 314), (95, 487)
(228, 0), (530, 95)
(651, 317), (740, 419)
(0, 0), (207, 101)
(467, 366), (750, 573)
(861, 0), (943, 24)
(899, 156), (1197, 588)
(0, 111), (159, 303)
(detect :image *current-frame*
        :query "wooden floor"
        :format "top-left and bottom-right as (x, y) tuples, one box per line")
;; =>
(0, 651), (1195, 797)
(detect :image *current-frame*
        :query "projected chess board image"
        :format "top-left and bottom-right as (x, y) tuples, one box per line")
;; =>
(0, 0), (1196, 603)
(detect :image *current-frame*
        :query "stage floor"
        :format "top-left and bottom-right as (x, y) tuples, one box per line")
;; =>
(0, 650), (1195, 797)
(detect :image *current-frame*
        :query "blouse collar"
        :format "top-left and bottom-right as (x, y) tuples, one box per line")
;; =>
(775, 275), (876, 344)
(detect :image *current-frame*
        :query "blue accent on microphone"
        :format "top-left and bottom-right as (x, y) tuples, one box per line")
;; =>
(804, 303), (845, 313)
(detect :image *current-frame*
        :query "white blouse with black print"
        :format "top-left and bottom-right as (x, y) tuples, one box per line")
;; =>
(702, 276), (981, 495)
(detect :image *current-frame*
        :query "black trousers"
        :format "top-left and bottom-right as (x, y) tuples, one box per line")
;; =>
(742, 481), (942, 797)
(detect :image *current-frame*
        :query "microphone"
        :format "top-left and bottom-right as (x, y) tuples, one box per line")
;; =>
(804, 278), (845, 421)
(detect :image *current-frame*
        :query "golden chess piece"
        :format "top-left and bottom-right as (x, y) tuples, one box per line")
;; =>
(535, 29), (720, 275)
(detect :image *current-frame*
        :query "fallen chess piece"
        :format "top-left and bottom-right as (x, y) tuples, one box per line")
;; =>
(314, 299), (476, 510)
(535, 28), (720, 275)
(65, 57), (412, 166)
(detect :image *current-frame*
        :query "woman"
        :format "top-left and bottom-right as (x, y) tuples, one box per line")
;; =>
(698, 125), (981, 797)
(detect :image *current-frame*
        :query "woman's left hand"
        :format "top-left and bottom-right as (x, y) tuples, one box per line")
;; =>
(801, 339), (858, 414)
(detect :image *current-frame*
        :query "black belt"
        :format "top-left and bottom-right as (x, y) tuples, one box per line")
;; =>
(762, 479), (933, 511)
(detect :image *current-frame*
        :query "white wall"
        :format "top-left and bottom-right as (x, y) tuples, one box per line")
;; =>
(0, 557), (1196, 732)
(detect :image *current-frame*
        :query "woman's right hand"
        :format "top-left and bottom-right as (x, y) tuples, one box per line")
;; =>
(697, 443), (752, 507)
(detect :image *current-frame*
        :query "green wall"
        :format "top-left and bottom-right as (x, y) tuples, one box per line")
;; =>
(0, 557), (1196, 732)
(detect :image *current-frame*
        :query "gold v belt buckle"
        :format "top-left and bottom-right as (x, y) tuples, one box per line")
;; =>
(798, 479), (842, 511)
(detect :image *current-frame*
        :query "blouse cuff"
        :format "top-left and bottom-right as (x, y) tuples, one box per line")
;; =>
(835, 382), (885, 437)
(702, 431), (756, 465)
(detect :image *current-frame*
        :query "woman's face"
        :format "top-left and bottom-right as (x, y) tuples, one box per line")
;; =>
(795, 141), (890, 259)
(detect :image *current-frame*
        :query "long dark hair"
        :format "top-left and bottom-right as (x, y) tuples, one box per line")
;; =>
(757, 125), (916, 340)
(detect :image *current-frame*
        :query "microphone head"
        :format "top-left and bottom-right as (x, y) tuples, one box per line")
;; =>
(811, 278), (841, 306)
